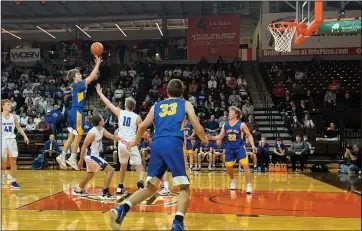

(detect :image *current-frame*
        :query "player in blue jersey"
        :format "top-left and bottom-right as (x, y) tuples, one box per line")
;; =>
(209, 106), (256, 193)
(183, 119), (195, 172)
(110, 79), (207, 231)
(197, 141), (214, 171)
(56, 55), (102, 170)
(212, 140), (226, 171)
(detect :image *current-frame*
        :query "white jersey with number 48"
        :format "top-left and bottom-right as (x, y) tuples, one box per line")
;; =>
(2, 114), (16, 139)
(118, 110), (139, 141)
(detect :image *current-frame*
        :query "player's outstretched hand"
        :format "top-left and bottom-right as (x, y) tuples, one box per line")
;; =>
(206, 134), (213, 141)
(252, 145), (258, 153)
(24, 136), (29, 145)
(202, 136), (209, 146)
(95, 83), (102, 94)
(78, 159), (84, 170)
(127, 140), (137, 150)
(94, 55), (103, 65)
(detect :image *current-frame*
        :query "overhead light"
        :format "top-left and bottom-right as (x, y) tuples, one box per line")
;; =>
(115, 23), (127, 37)
(1, 28), (21, 40)
(36, 26), (56, 39)
(75, 25), (91, 38)
(156, 22), (163, 36)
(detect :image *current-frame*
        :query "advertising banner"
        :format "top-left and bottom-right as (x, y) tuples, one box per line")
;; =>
(318, 19), (361, 34)
(187, 15), (240, 60)
(261, 10), (361, 50)
(262, 47), (362, 57)
(10, 48), (40, 62)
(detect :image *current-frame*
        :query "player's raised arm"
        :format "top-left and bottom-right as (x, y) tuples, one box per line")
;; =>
(209, 124), (226, 141)
(14, 116), (29, 144)
(95, 84), (121, 117)
(85, 55), (102, 86)
(78, 133), (95, 169)
(241, 123), (257, 153)
(185, 101), (208, 144)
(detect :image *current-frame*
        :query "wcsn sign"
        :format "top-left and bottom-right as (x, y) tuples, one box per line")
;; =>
(10, 48), (41, 62)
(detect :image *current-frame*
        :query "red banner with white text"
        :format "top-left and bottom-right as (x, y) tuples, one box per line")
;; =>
(262, 47), (362, 57)
(187, 15), (240, 60)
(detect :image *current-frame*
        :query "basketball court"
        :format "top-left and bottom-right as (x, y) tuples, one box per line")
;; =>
(2, 170), (361, 230)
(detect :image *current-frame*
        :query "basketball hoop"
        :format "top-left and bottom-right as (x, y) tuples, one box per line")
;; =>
(267, 22), (299, 52)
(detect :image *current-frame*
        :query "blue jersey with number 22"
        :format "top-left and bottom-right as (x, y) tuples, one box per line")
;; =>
(153, 98), (186, 140)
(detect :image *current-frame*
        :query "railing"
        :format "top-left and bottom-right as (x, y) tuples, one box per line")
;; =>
(251, 61), (281, 139)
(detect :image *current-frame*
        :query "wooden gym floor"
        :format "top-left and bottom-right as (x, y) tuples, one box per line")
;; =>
(2, 170), (361, 230)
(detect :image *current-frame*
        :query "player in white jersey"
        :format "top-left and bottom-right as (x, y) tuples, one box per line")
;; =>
(75, 114), (124, 199)
(1, 100), (29, 189)
(95, 84), (147, 194)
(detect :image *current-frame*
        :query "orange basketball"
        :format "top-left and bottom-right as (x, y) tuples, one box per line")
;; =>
(91, 42), (104, 56)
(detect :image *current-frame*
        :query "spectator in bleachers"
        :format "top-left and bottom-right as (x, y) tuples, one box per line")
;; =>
(25, 117), (36, 134)
(34, 114), (41, 126)
(152, 75), (162, 87)
(158, 83), (167, 99)
(291, 115), (303, 129)
(273, 137), (287, 163)
(242, 99), (254, 119)
(246, 115), (258, 132)
(139, 101), (150, 118)
(23, 85), (33, 98)
(258, 137), (270, 168)
(341, 92), (355, 111)
(303, 113), (315, 128)
(42, 134), (60, 158)
(124, 85), (134, 98)
(128, 66), (136, 77)
(10, 97), (17, 111)
(324, 90), (336, 107)
(290, 134), (309, 172)
(114, 85), (125, 101)
(183, 66), (191, 78)
(19, 112), (29, 127)
(295, 70), (304, 80)
(303, 135), (314, 155)
(328, 80), (340, 90)
(228, 90), (242, 107)
(205, 115), (220, 136)
(316, 122), (339, 141)
(340, 144), (361, 174)
(208, 76), (217, 90)
(120, 67), (128, 77)
(36, 116), (51, 140)
(173, 66), (182, 76)
(83, 116), (92, 134)
(188, 94), (197, 107)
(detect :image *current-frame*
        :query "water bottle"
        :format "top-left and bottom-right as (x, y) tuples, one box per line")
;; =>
(258, 166), (261, 172)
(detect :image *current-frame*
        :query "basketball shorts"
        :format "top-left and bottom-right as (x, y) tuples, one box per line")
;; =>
(183, 140), (193, 155)
(84, 155), (108, 173)
(118, 142), (142, 165)
(225, 147), (247, 167)
(67, 107), (85, 136)
(1, 138), (18, 160)
(147, 137), (189, 186)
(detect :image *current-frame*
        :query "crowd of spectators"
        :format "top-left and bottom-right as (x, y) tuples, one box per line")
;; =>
(1, 59), (96, 140)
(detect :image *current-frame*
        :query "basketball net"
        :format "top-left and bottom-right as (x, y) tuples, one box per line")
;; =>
(267, 22), (297, 52)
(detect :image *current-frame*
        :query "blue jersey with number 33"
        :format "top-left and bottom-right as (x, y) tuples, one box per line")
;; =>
(153, 98), (186, 140)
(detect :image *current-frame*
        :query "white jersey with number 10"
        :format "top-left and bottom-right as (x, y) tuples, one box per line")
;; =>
(118, 110), (139, 141)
